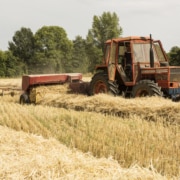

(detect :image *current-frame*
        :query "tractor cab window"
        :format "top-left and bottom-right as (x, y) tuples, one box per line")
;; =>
(109, 42), (116, 64)
(104, 44), (110, 64)
(133, 43), (158, 63)
(118, 42), (133, 80)
(153, 42), (167, 62)
(118, 43), (125, 64)
(118, 42), (132, 66)
(124, 42), (132, 65)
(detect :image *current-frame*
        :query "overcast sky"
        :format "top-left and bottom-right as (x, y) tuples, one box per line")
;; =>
(0, 0), (180, 52)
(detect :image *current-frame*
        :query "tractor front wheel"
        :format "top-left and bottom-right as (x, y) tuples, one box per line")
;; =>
(132, 80), (163, 97)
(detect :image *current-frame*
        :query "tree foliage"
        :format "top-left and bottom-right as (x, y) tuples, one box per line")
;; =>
(32, 26), (73, 73)
(71, 36), (88, 73)
(86, 12), (123, 72)
(0, 51), (6, 76)
(85, 30), (103, 72)
(168, 46), (180, 66)
(92, 12), (123, 51)
(0, 50), (24, 77)
(8, 27), (34, 65)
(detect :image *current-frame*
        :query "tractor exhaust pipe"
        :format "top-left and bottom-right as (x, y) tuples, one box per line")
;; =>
(150, 34), (154, 68)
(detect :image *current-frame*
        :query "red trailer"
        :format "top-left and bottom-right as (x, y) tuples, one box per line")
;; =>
(20, 73), (89, 104)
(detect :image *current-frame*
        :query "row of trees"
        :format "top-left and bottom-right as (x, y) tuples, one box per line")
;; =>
(0, 11), (179, 77)
(0, 12), (122, 77)
(168, 46), (180, 66)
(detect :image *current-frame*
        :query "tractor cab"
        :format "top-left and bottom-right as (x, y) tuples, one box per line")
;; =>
(107, 36), (168, 84)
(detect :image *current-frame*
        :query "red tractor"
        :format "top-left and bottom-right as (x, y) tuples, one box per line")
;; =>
(88, 35), (180, 100)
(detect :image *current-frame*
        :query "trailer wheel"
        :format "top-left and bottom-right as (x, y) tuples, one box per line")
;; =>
(132, 80), (163, 97)
(89, 73), (119, 96)
(19, 93), (30, 104)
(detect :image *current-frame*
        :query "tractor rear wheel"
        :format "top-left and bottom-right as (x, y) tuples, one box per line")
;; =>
(132, 80), (163, 97)
(88, 73), (119, 96)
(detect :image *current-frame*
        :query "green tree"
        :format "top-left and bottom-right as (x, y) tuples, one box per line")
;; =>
(92, 12), (122, 51)
(85, 30), (102, 72)
(0, 50), (24, 77)
(86, 12), (123, 72)
(0, 50), (6, 76)
(33, 26), (73, 73)
(8, 27), (34, 66)
(4, 51), (20, 77)
(71, 36), (88, 73)
(168, 46), (180, 66)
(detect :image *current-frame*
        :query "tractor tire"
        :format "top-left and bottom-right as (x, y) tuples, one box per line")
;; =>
(132, 80), (163, 97)
(88, 73), (119, 96)
(108, 80), (119, 95)
(19, 93), (30, 104)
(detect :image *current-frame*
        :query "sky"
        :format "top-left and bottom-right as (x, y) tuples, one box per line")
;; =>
(0, 0), (180, 52)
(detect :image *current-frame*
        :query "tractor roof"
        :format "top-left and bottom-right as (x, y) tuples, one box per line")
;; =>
(105, 36), (151, 44)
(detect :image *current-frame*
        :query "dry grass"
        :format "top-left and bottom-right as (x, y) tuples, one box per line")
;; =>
(0, 78), (22, 96)
(0, 125), (170, 179)
(0, 78), (21, 87)
(0, 77), (180, 179)
(38, 92), (180, 125)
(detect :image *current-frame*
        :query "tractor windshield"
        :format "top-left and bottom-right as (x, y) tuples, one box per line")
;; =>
(133, 43), (158, 63)
(153, 41), (167, 62)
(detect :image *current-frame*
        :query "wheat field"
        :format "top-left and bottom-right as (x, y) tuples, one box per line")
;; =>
(0, 78), (179, 179)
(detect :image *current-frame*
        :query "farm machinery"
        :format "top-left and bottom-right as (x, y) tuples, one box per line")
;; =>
(0, 86), (21, 96)
(19, 73), (89, 104)
(19, 35), (180, 104)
